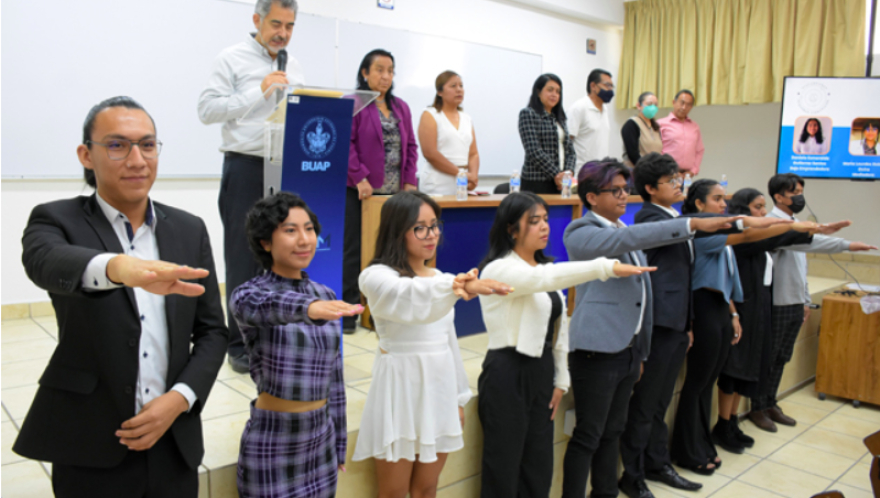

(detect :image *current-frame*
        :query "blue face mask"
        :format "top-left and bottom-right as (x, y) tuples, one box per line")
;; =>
(642, 105), (658, 119)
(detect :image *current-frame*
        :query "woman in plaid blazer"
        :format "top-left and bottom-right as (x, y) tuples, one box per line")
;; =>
(517, 73), (577, 194)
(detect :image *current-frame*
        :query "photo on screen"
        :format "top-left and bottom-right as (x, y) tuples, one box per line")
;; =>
(849, 118), (879, 156)
(792, 116), (832, 155)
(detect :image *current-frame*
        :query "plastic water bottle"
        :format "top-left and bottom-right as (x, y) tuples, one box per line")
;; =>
(456, 169), (468, 201)
(683, 173), (692, 197)
(561, 170), (573, 199)
(510, 170), (521, 193)
(720, 174), (728, 193)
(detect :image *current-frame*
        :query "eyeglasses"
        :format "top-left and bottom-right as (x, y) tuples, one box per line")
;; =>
(413, 222), (443, 240)
(657, 178), (683, 187)
(87, 138), (162, 160)
(598, 186), (632, 198)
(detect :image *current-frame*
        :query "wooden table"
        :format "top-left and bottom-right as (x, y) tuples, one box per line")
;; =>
(815, 291), (880, 407)
(358, 194), (648, 334)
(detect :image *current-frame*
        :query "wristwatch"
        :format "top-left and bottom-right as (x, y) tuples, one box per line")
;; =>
(731, 312), (740, 318)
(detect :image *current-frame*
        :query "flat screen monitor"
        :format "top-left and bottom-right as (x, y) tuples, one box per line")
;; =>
(776, 77), (879, 180)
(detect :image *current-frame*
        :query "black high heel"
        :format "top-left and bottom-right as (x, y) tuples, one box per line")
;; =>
(678, 462), (716, 476)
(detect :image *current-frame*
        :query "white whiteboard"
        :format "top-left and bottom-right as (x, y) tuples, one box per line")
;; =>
(1, 1), (540, 179)
(337, 21), (542, 177)
(0, 0), (336, 179)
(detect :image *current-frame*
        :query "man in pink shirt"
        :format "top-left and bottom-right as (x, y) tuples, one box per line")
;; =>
(657, 90), (704, 176)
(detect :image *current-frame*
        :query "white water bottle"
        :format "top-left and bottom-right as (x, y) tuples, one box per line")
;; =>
(683, 173), (693, 197)
(561, 170), (573, 199)
(510, 169), (521, 193)
(720, 174), (728, 193)
(456, 169), (468, 201)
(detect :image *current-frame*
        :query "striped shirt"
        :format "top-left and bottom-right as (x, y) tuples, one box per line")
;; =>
(230, 271), (347, 464)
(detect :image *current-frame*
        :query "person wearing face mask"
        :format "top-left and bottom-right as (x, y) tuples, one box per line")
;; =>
(849, 120), (879, 156)
(621, 92), (663, 170)
(418, 71), (480, 195)
(657, 90), (704, 176)
(198, 0), (305, 373)
(567, 69), (614, 173)
(747, 174), (877, 432)
(518, 74), (576, 193)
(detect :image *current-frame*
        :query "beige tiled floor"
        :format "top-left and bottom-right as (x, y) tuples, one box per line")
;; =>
(2, 316), (878, 497)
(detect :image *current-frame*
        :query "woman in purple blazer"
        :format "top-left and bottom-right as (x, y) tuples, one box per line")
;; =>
(343, 49), (419, 333)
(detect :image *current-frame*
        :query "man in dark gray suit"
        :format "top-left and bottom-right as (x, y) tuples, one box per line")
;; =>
(560, 159), (739, 498)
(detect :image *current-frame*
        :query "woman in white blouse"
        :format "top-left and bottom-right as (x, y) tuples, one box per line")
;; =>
(476, 192), (652, 498)
(418, 71), (480, 195)
(354, 191), (510, 498)
(794, 118), (827, 155)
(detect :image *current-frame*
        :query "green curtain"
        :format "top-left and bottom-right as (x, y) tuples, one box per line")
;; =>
(617, 0), (867, 109)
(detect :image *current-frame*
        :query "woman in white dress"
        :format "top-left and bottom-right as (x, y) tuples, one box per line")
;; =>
(477, 192), (652, 497)
(795, 118), (826, 155)
(418, 71), (480, 195)
(354, 190), (511, 498)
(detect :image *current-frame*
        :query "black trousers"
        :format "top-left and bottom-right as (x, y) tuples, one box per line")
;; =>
(478, 347), (555, 498)
(342, 187), (362, 329)
(219, 152), (264, 356)
(53, 432), (197, 498)
(562, 347), (641, 498)
(620, 326), (690, 480)
(670, 290), (732, 467)
(521, 178), (558, 194)
(753, 304), (804, 411)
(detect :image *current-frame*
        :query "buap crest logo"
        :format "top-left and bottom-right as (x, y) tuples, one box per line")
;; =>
(300, 116), (337, 159)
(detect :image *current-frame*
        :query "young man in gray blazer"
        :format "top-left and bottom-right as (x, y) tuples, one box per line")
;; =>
(14, 97), (228, 497)
(560, 159), (740, 498)
(748, 173), (876, 432)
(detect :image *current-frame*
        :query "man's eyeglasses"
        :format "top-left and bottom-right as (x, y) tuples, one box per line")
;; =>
(87, 139), (163, 160)
(598, 186), (632, 198)
(657, 178), (683, 187)
(413, 222), (443, 240)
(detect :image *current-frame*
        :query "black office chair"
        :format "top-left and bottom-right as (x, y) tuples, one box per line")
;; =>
(493, 183), (510, 194)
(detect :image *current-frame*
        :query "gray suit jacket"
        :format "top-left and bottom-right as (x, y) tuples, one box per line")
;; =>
(563, 211), (693, 361)
(766, 209), (850, 306)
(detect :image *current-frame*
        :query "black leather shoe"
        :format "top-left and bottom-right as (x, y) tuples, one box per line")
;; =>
(646, 464), (703, 491)
(619, 476), (655, 498)
(731, 417), (755, 448)
(227, 352), (249, 374)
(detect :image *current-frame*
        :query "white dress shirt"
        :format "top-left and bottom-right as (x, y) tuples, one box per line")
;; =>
(81, 194), (196, 413)
(591, 212), (647, 336)
(653, 202), (695, 262)
(567, 95), (610, 172)
(197, 33), (306, 156)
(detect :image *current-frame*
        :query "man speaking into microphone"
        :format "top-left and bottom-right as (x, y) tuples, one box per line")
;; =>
(198, 0), (304, 372)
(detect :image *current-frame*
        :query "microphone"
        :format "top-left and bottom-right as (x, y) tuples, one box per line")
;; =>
(277, 49), (287, 73)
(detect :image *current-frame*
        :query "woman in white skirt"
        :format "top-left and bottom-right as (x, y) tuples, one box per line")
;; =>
(417, 70), (480, 195)
(354, 191), (511, 498)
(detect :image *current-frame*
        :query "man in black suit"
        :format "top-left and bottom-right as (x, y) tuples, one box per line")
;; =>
(619, 153), (706, 497)
(13, 96), (228, 498)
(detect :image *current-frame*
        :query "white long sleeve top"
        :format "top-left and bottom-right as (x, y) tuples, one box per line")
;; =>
(359, 265), (472, 406)
(479, 251), (619, 392)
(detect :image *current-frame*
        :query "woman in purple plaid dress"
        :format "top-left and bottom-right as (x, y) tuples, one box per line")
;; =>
(231, 193), (364, 498)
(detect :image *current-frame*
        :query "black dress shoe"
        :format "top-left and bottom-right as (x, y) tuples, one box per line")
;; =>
(619, 476), (655, 498)
(646, 464), (703, 491)
(227, 352), (249, 374)
(731, 417), (755, 448)
(711, 420), (745, 454)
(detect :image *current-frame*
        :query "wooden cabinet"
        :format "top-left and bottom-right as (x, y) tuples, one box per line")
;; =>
(815, 292), (880, 407)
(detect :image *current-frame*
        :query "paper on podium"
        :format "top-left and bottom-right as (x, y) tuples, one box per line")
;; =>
(238, 84), (379, 125)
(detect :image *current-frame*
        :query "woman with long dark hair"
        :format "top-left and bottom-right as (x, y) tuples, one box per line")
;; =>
(343, 49), (419, 333)
(476, 191), (651, 497)
(517, 73), (576, 193)
(231, 192), (364, 498)
(353, 191), (510, 498)
(795, 118), (825, 155)
(671, 180), (811, 474)
(418, 70), (480, 195)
